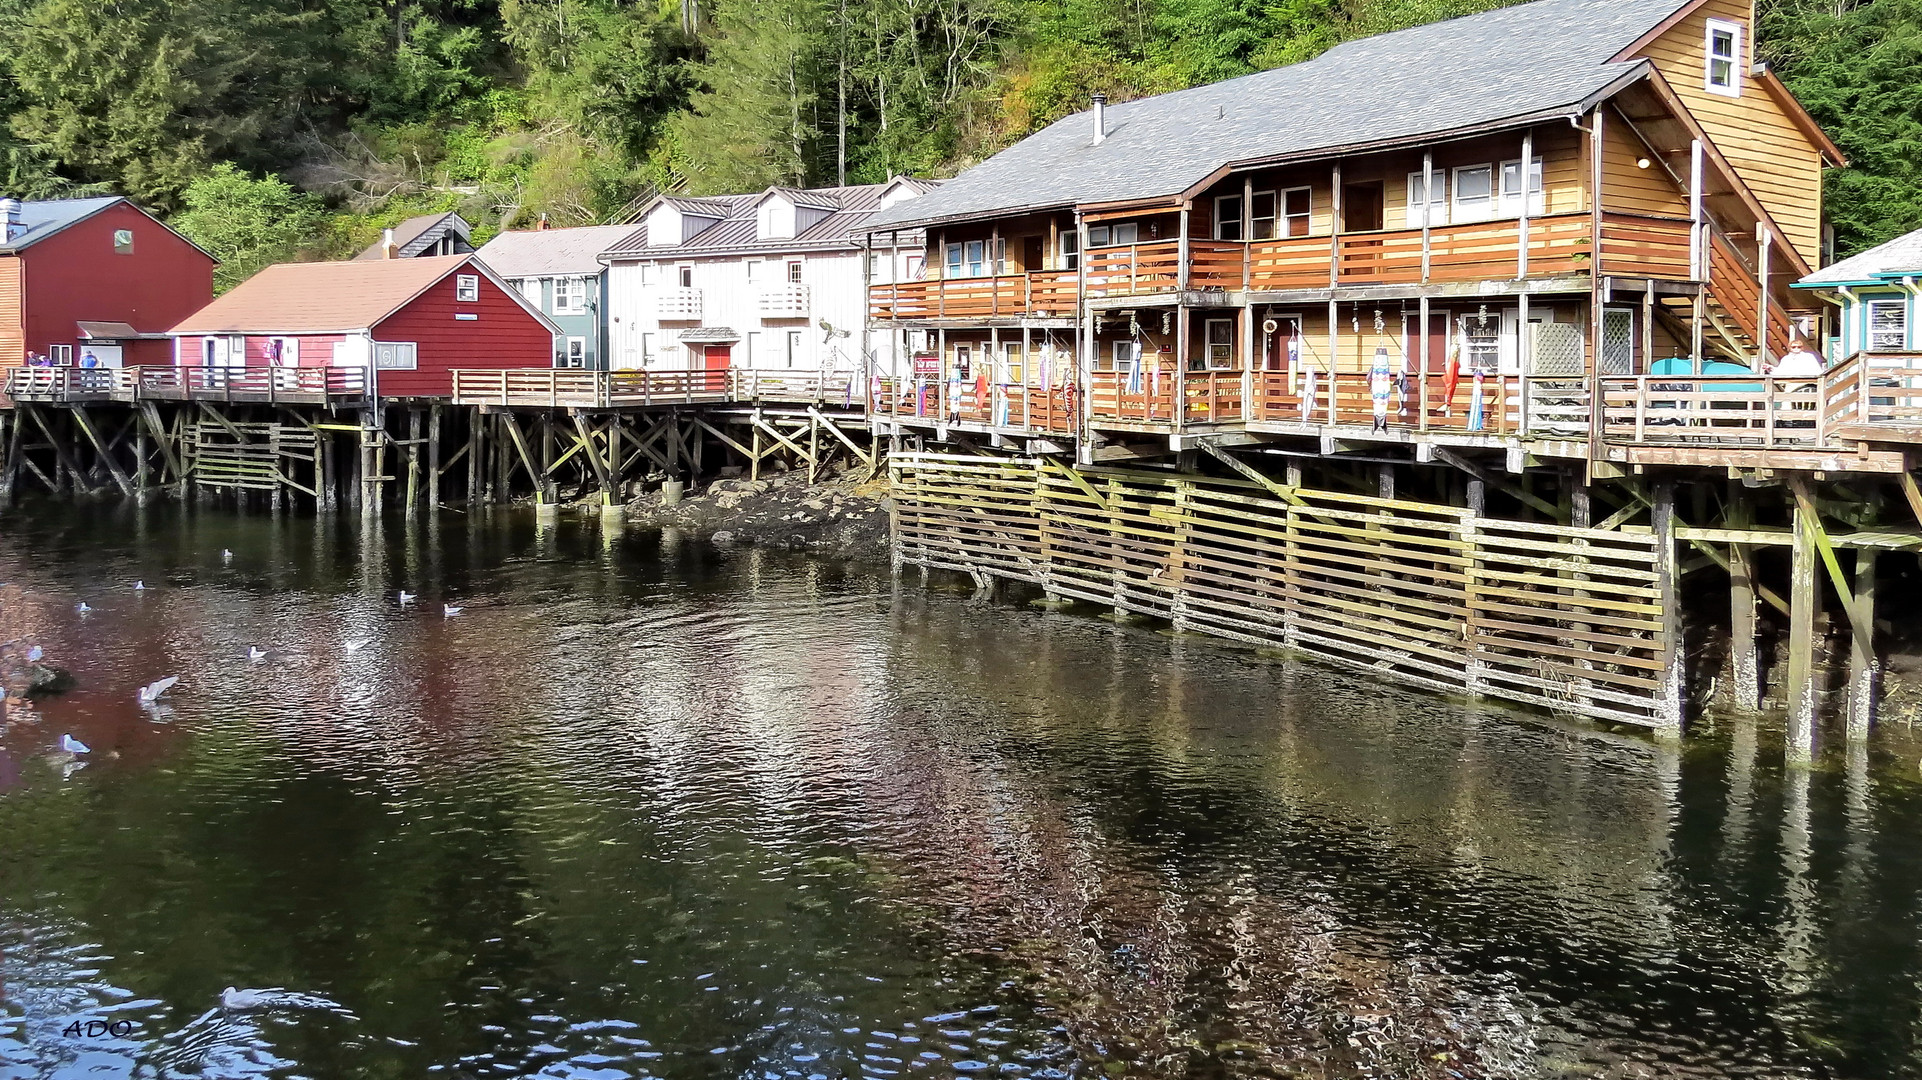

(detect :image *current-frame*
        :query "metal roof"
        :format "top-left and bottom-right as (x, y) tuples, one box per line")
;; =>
(1798, 227), (1922, 287)
(0, 197), (132, 253)
(476, 225), (641, 278)
(863, 0), (1689, 232)
(602, 180), (936, 261)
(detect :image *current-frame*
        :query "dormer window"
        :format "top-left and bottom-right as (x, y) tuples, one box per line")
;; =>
(1705, 19), (1742, 97)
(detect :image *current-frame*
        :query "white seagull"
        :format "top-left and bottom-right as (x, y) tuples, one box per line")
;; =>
(344, 639), (370, 653)
(137, 675), (179, 705)
(60, 734), (90, 755)
(398, 590), (416, 605)
(443, 604), (463, 618)
(132, 580), (145, 591)
(75, 602), (92, 615)
(248, 647), (268, 662)
(26, 645), (42, 662)
(221, 549), (234, 562)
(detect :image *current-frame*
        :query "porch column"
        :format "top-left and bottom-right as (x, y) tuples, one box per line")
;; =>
(1421, 150), (1433, 283)
(1517, 129), (1532, 280)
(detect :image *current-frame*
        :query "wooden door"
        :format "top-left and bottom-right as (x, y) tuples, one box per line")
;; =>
(1022, 236), (1044, 273)
(1342, 183), (1384, 233)
(702, 343), (731, 392)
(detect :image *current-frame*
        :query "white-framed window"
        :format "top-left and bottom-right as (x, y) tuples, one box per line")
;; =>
(373, 341), (418, 370)
(1499, 158), (1547, 217)
(640, 332), (655, 364)
(1214, 194), (1244, 241)
(1000, 342), (1024, 383)
(965, 240), (985, 276)
(50, 343), (73, 365)
(1280, 188), (1311, 238)
(1407, 171), (1447, 227)
(944, 241), (1003, 278)
(1451, 165), (1495, 223)
(1087, 223), (1140, 247)
(786, 260), (803, 283)
(1868, 299), (1909, 352)
(677, 265), (694, 288)
(1059, 231), (1079, 270)
(559, 337), (586, 368)
(455, 274), (479, 302)
(1203, 319), (1234, 370)
(1110, 340), (1141, 373)
(745, 258), (762, 283)
(746, 331), (763, 366)
(553, 277), (587, 315)
(639, 263), (656, 286)
(954, 342), (972, 377)
(1705, 18), (1742, 97)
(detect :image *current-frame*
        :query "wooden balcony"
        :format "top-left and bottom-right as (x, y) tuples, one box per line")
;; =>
(868, 271), (1078, 320)
(3, 364), (370, 405)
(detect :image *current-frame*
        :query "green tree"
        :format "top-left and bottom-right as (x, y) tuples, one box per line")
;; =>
(171, 164), (324, 292)
(670, 0), (827, 192)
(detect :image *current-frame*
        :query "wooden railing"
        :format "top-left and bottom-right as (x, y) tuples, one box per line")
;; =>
(869, 270), (1081, 319)
(3, 364), (369, 403)
(730, 369), (864, 405)
(1814, 352), (1922, 432)
(1181, 369), (1243, 424)
(1086, 369), (1178, 423)
(1706, 225), (1793, 358)
(869, 377), (1078, 435)
(1247, 369), (1533, 435)
(1085, 241), (1183, 297)
(1597, 373), (1827, 448)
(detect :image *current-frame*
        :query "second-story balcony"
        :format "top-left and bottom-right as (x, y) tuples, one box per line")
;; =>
(757, 283), (811, 318)
(657, 287), (703, 320)
(868, 270), (1077, 321)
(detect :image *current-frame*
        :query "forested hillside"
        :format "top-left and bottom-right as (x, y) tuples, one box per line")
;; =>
(0, 0), (1911, 281)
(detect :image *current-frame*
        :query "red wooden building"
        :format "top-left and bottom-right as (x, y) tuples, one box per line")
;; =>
(168, 254), (561, 398)
(0, 196), (215, 367)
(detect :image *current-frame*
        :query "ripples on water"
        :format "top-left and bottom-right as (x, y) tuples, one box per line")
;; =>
(2, 502), (1922, 1078)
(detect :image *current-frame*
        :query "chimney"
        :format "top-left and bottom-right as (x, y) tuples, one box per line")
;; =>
(0, 199), (21, 241)
(381, 227), (398, 260)
(1091, 93), (1108, 145)
(537, 213), (550, 231)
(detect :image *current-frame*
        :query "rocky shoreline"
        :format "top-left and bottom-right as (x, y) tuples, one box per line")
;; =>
(617, 465), (892, 562)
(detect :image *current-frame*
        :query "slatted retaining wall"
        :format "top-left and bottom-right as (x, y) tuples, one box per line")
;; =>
(891, 452), (1678, 729)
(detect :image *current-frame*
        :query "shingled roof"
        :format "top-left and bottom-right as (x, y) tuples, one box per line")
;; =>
(169, 254), (563, 335)
(1798, 227), (1922, 287)
(476, 224), (642, 278)
(864, 0), (1688, 232)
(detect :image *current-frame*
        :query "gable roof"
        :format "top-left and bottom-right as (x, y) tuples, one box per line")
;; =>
(601, 181), (936, 261)
(865, 0), (1688, 232)
(0, 196), (141, 253)
(171, 254), (517, 334)
(353, 212), (473, 260)
(476, 225), (641, 279)
(1798, 228), (1922, 288)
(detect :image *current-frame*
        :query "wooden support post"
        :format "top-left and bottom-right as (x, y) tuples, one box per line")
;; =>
(1786, 494), (1820, 764)
(0, 407), (21, 505)
(1727, 482), (1762, 711)
(1650, 480), (1685, 739)
(405, 408), (422, 519)
(428, 404), (441, 510)
(750, 422), (762, 482)
(1464, 479), (1487, 696)
(1847, 548), (1878, 740)
(807, 414), (820, 483)
(467, 409), (482, 505)
(1376, 463), (1394, 500)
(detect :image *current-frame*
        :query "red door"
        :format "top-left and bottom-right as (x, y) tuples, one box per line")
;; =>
(703, 344), (731, 393)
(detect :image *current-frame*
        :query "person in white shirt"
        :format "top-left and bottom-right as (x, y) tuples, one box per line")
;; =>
(1771, 339), (1824, 379)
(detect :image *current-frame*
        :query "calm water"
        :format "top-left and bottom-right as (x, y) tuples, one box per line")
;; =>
(2, 503), (1922, 1079)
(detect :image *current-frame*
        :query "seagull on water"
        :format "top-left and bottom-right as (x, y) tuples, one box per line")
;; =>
(26, 645), (42, 663)
(248, 647), (268, 662)
(137, 675), (178, 705)
(344, 639), (370, 653)
(75, 602), (92, 615)
(398, 590), (416, 605)
(60, 734), (89, 755)
(132, 580), (145, 591)
(443, 604), (463, 618)
(221, 549), (234, 562)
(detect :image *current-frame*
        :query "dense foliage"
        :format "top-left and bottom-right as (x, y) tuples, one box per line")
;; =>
(0, 0), (1908, 275)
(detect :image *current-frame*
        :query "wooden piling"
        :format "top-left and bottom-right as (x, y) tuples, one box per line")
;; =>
(1786, 493), (1819, 764)
(1726, 482), (1761, 711)
(427, 404), (441, 510)
(1847, 548), (1878, 740)
(405, 408), (422, 519)
(1650, 480), (1685, 738)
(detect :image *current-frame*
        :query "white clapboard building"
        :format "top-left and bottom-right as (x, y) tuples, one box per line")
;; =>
(600, 178), (934, 378)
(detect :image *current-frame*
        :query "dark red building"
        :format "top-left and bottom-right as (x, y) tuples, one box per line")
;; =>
(168, 254), (560, 398)
(0, 196), (216, 367)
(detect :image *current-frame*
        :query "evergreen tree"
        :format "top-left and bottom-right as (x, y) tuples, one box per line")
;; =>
(670, 0), (827, 193)
(171, 163), (325, 291)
